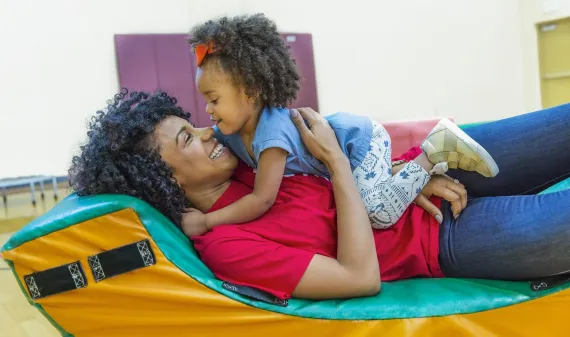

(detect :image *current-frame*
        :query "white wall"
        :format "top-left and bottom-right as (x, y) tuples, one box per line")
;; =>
(0, 0), (528, 178)
(245, 0), (526, 123)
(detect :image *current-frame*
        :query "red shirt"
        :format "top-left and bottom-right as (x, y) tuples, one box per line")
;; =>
(192, 147), (443, 299)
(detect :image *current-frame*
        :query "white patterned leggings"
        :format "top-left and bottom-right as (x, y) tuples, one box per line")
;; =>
(352, 122), (431, 229)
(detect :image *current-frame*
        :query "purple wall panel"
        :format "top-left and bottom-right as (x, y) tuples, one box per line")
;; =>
(114, 35), (159, 93)
(153, 35), (205, 127)
(282, 33), (319, 111)
(115, 33), (318, 127)
(115, 34), (212, 127)
(189, 62), (210, 128)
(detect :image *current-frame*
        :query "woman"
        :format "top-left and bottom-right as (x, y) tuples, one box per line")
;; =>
(70, 90), (570, 300)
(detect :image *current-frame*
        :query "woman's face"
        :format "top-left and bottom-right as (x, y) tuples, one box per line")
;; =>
(154, 116), (237, 192)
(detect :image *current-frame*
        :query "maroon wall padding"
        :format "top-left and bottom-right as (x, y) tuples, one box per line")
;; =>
(115, 33), (318, 128)
(282, 33), (319, 111)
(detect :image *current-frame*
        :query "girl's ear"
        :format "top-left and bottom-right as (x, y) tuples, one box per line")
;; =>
(242, 86), (258, 99)
(244, 88), (262, 105)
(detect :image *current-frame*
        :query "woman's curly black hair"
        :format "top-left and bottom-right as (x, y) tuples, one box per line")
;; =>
(69, 89), (191, 226)
(189, 13), (301, 108)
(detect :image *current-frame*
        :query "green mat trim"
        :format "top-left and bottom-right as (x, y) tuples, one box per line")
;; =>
(3, 188), (570, 321)
(5, 260), (73, 337)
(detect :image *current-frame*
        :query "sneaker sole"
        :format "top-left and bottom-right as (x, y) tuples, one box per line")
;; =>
(438, 118), (500, 177)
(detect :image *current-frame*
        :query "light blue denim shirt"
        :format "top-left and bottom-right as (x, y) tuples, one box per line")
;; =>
(213, 106), (373, 177)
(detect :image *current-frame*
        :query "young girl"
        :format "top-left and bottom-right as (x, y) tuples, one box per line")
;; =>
(183, 13), (498, 233)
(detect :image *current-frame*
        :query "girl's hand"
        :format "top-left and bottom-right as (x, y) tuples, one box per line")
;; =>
(181, 208), (210, 237)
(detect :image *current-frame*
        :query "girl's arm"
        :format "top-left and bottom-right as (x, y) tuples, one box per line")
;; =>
(204, 147), (288, 228)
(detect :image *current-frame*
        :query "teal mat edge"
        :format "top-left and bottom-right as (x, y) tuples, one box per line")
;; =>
(3, 189), (570, 321)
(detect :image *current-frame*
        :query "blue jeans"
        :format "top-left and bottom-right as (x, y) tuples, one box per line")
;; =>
(438, 103), (570, 280)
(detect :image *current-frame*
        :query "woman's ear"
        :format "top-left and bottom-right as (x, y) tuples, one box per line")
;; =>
(170, 175), (183, 188)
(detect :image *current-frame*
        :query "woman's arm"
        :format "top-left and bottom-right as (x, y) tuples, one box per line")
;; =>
(289, 108), (380, 299)
(205, 148), (287, 227)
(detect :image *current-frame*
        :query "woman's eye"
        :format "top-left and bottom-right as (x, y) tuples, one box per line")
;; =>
(210, 99), (218, 104)
(185, 133), (193, 145)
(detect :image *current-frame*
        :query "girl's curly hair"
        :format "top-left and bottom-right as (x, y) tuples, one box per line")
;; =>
(69, 89), (191, 226)
(189, 13), (301, 108)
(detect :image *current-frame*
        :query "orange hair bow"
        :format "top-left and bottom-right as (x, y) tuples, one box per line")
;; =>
(195, 41), (216, 66)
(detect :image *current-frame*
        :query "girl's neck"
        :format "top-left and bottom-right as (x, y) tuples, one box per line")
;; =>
(239, 103), (264, 140)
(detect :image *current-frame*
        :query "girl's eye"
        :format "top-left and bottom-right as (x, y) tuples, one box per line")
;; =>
(210, 99), (218, 104)
(185, 133), (193, 145)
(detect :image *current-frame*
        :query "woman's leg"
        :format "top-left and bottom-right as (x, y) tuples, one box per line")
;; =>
(448, 103), (570, 196)
(438, 191), (570, 280)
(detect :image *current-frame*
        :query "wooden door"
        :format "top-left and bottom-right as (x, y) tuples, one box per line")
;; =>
(537, 17), (570, 108)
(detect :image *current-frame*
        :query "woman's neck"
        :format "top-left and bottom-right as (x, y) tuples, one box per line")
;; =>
(184, 180), (231, 213)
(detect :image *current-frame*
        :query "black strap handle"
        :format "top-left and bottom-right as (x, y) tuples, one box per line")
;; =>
(87, 239), (156, 282)
(530, 273), (570, 291)
(222, 281), (288, 307)
(24, 261), (87, 300)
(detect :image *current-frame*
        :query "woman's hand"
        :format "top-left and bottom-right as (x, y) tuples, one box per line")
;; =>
(289, 108), (345, 167)
(290, 107), (380, 299)
(414, 176), (467, 222)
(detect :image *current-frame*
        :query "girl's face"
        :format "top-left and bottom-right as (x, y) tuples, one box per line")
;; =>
(195, 61), (259, 135)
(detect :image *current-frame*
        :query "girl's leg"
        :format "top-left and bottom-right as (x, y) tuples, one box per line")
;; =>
(355, 122), (431, 228)
(439, 190), (570, 280)
(448, 103), (570, 197)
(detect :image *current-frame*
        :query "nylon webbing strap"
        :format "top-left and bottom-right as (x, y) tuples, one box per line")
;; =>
(222, 281), (288, 307)
(23, 261), (87, 300)
(530, 273), (570, 291)
(87, 239), (156, 282)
